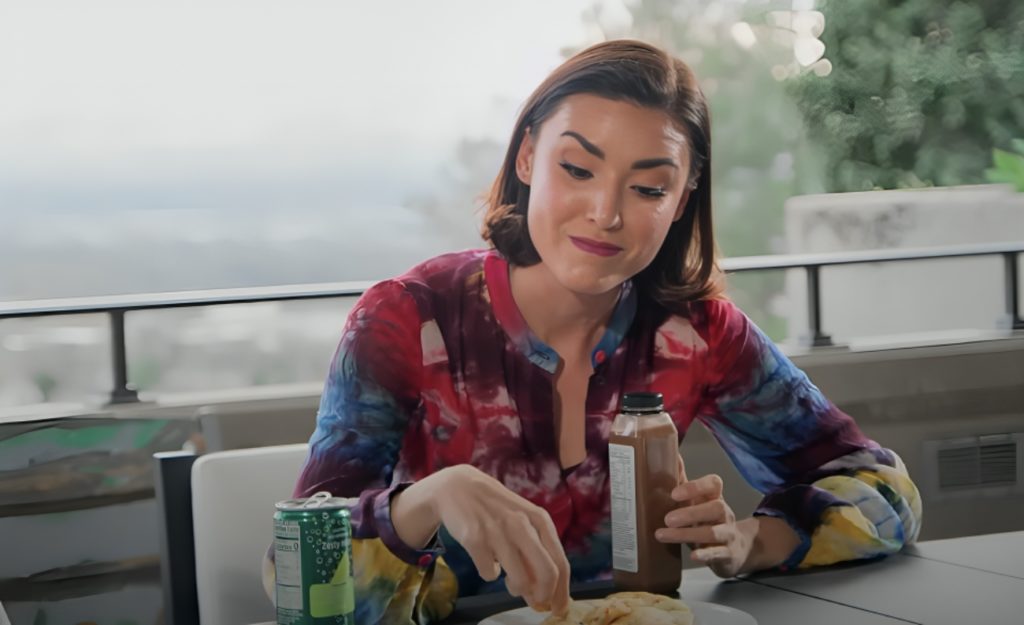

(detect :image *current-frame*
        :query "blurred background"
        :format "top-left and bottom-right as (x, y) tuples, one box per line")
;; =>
(1, 1), (1023, 624)
(3, 0), (1020, 406)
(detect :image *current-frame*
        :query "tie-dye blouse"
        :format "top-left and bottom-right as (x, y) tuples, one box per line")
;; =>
(293, 248), (922, 624)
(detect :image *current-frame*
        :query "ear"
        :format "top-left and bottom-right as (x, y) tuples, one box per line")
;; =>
(515, 126), (535, 186)
(672, 189), (691, 222)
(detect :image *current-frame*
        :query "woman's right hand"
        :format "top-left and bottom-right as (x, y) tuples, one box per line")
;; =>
(392, 464), (571, 616)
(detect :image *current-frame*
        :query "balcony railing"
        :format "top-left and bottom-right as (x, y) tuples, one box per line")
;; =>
(1, 242), (1022, 405)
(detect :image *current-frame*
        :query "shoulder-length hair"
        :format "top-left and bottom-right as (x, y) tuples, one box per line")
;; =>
(481, 39), (723, 309)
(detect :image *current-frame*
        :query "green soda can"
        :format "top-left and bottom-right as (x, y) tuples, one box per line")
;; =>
(274, 491), (355, 625)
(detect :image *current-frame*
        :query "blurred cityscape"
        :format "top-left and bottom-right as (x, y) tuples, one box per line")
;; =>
(3, 0), (1022, 408)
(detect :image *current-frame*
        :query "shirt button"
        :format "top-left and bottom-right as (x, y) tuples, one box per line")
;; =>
(417, 554), (434, 567)
(594, 350), (606, 364)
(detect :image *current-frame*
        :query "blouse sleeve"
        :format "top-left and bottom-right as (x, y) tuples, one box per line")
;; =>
(695, 298), (923, 570)
(287, 279), (457, 624)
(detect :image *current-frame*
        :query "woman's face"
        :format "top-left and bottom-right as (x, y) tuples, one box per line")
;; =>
(516, 93), (692, 297)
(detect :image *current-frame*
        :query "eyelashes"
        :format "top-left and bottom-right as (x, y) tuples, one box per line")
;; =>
(634, 186), (667, 198)
(558, 161), (667, 198)
(560, 161), (592, 180)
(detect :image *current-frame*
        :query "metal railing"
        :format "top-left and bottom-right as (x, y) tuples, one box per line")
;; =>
(1, 242), (1021, 405)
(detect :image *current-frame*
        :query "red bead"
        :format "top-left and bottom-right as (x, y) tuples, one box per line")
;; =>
(417, 554), (434, 567)
(594, 350), (606, 364)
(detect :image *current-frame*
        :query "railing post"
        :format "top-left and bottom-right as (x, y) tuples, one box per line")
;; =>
(806, 265), (834, 347)
(108, 310), (139, 404)
(1005, 252), (1024, 330)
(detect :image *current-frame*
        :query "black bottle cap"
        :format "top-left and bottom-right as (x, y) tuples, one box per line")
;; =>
(621, 392), (664, 413)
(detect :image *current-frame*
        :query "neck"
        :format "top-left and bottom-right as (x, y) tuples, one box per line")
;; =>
(509, 262), (621, 363)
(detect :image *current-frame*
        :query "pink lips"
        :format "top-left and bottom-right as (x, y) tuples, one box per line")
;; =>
(569, 236), (623, 257)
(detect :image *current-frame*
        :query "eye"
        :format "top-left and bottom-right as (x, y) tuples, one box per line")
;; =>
(633, 185), (667, 198)
(559, 161), (593, 180)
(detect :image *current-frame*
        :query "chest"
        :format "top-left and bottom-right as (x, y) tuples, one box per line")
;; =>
(553, 363), (594, 469)
(407, 317), (704, 476)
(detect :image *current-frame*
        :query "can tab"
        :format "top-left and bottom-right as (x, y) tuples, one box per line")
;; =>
(302, 491), (334, 508)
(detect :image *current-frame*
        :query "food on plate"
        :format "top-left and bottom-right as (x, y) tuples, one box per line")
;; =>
(540, 591), (694, 625)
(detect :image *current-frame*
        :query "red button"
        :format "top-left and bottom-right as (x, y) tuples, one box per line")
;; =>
(417, 554), (434, 567)
(594, 350), (606, 364)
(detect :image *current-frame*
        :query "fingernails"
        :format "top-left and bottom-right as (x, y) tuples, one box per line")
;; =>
(692, 549), (709, 562)
(655, 529), (668, 541)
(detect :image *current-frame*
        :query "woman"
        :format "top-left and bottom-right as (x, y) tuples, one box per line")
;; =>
(274, 39), (922, 624)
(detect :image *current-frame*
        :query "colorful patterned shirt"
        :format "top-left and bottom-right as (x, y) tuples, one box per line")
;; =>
(293, 249), (923, 624)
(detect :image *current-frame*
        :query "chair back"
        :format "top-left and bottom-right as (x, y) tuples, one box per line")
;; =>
(191, 443), (310, 625)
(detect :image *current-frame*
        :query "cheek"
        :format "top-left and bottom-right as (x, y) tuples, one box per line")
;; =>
(525, 191), (559, 255)
(626, 206), (678, 263)
(526, 176), (576, 236)
(634, 204), (677, 241)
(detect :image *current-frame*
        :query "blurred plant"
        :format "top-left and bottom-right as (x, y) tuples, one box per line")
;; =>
(986, 138), (1024, 192)
(32, 371), (58, 402)
(787, 0), (1024, 192)
(129, 356), (163, 391)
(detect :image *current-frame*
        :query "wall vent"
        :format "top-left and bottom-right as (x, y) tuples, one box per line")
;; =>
(923, 433), (1024, 501)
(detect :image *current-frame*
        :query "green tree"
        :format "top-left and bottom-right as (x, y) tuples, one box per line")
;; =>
(787, 0), (1024, 192)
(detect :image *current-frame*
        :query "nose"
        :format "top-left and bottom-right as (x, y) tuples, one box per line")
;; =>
(587, 188), (623, 230)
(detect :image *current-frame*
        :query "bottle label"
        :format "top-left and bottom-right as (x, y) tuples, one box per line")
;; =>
(609, 442), (638, 573)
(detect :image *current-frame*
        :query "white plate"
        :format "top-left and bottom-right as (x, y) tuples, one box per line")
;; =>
(478, 600), (756, 625)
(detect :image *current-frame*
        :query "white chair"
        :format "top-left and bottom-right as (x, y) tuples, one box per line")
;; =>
(191, 443), (310, 625)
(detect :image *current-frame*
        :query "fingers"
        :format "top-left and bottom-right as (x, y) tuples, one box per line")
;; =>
(492, 537), (532, 600)
(671, 473), (724, 504)
(691, 545), (731, 563)
(655, 524), (720, 545)
(494, 511), (561, 613)
(664, 498), (735, 528)
(530, 509), (572, 617)
(446, 474), (571, 615)
(659, 519), (734, 543)
(462, 533), (502, 582)
(676, 453), (688, 484)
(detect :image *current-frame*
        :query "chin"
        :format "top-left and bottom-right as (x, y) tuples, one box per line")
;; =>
(553, 266), (625, 297)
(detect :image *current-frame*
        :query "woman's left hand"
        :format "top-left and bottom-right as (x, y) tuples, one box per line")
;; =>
(654, 473), (756, 578)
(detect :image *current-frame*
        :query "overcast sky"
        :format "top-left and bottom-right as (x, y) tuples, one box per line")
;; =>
(0, 0), (634, 200)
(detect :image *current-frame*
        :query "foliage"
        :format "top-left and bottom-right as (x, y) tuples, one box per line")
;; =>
(32, 371), (58, 402)
(985, 138), (1024, 191)
(787, 0), (1024, 192)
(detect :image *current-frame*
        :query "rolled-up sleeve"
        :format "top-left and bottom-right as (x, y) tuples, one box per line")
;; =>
(695, 298), (923, 569)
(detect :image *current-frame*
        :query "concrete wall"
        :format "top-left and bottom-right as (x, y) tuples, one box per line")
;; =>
(782, 184), (1024, 346)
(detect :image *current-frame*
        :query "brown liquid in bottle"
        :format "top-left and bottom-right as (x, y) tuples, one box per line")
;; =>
(608, 392), (682, 594)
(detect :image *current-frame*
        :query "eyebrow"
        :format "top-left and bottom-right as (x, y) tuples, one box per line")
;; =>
(561, 131), (678, 170)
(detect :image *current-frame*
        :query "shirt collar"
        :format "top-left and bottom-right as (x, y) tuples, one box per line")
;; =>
(483, 250), (637, 374)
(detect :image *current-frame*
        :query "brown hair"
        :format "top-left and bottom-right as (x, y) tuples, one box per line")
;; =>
(481, 39), (723, 309)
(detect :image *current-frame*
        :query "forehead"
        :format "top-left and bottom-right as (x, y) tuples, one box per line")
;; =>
(537, 93), (689, 159)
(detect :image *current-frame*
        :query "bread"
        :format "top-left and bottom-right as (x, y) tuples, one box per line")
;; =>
(541, 591), (694, 625)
